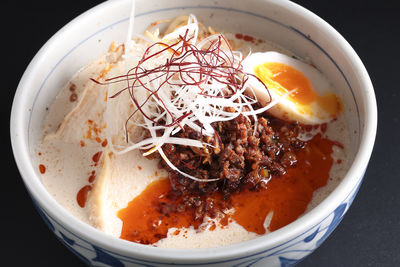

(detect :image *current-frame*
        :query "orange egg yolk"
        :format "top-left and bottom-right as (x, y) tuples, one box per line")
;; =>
(254, 62), (343, 118)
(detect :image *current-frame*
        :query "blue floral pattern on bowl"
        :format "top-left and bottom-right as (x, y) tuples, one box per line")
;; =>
(31, 175), (363, 267)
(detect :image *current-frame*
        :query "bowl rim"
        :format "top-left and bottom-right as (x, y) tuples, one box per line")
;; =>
(10, 0), (377, 263)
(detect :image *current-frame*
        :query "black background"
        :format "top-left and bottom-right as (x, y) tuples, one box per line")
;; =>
(4, 1), (400, 266)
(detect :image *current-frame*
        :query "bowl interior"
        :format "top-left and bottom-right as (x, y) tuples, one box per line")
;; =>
(12, 0), (374, 260)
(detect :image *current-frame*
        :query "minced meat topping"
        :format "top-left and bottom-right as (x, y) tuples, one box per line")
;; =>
(151, 109), (306, 221)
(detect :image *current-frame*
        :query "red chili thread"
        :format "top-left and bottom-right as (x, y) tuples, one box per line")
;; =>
(91, 31), (271, 143)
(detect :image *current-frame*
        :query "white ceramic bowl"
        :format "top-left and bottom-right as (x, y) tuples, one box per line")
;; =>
(10, 0), (377, 266)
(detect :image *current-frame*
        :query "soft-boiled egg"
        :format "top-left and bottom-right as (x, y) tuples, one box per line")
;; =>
(242, 51), (343, 124)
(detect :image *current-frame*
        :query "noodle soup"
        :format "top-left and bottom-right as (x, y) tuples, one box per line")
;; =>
(35, 15), (350, 249)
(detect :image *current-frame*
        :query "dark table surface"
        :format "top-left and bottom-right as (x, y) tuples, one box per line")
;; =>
(5, 0), (399, 266)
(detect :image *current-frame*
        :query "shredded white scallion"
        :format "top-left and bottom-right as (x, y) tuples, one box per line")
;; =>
(103, 7), (290, 182)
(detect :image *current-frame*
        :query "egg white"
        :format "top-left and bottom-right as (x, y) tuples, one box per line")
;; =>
(243, 51), (336, 124)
